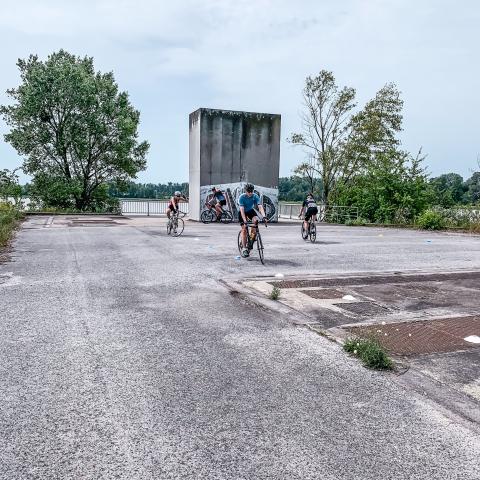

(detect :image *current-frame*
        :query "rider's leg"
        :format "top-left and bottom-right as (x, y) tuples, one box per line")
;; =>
(251, 217), (259, 240)
(241, 224), (248, 248)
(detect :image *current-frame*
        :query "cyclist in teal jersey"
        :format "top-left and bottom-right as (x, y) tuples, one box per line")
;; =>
(238, 183), (267, 257)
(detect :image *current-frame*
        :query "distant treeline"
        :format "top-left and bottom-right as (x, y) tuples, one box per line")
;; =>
(281, 172), (480, 206)
(107, 182), (189, 199)
(104, 173), (480, 207)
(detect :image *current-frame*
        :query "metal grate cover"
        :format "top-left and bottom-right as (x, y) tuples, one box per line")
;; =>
(300, 288), (345, 299)
(271, 271), (480, 289)
(346, 316), (480, 356)
(334, 301), (391, 317)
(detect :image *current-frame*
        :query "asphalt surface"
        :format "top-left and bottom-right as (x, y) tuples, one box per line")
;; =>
(1, 216), (480, 479)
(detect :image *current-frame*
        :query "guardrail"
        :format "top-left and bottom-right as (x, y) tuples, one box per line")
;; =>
(279, 202), (358, 223)
(120, 198), (189, 216)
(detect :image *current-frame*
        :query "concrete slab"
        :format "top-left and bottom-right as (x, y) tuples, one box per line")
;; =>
(238, 268), (480, 427)
(2, 215), (480, 477)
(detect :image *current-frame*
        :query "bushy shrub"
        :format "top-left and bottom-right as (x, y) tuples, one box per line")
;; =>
(345, 217), (369, 226)
(416, 209), (446, 230)
(0, 203), (23, 247)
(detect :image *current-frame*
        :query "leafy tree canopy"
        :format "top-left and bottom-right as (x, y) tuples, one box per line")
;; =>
(1, 50), (149, 210)
(0, 168), (22, 203)
(289, 70), (403, 205)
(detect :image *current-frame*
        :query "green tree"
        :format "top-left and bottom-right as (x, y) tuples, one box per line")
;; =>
(288, 70), (356, 204)
(428, 173), (465, 207)
(278, 176), (322, 201)
(463, 171), (480, 204)
(289, 71), (404, 205)
(335, 149), (430, 223)
(1, 50), (149, 211)
(342, 83), (404, 184)
(0, 168), (22, 204)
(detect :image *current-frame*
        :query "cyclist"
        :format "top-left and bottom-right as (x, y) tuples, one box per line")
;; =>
(167, 191), (187, 219)
(238, 183), (267, 257)
(299, 193), (318, 239)
(211, 187), (227, 220)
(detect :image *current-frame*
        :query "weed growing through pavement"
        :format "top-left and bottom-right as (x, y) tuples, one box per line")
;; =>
(269, 285), (281, 300)
(344, 336), (393, 370)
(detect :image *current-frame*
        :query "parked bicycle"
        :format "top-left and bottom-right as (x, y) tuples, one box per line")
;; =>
(201, 203), (233, 224)
(301, 215), (317, 243)
(237, 219), (267, 264)
(167, 210), (186, 236)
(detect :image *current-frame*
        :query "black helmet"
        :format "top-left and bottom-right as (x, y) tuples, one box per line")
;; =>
(211, 187), (216, 191)
(245, 183), (254, 193)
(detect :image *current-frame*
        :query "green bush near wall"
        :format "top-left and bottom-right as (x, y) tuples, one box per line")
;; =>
(0, 204), (23, 247)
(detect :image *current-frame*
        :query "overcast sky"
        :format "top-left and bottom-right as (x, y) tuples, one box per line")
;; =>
(0, 0), (479, 184)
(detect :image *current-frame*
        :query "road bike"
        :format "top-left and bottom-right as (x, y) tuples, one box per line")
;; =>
(201, 203), (233, 224)
(237, 219), (267, 264)
(167, 210), (186, 237)
(301, 215), (317, 243)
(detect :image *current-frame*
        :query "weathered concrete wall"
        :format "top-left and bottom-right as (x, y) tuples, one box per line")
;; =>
(189, 108), (281, 221)
(188, 111), (201, 221)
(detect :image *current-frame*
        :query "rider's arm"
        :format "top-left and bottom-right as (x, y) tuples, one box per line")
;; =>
(240, 206), (247, 223)
(258, 204), (267, 221)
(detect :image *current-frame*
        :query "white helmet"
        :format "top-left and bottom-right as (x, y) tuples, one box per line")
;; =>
(174, 191), (181, 196)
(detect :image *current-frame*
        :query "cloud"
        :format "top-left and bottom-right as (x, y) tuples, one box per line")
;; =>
(0, 0), (479, 181)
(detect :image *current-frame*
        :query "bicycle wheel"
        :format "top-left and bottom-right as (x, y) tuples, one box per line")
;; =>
(173, 218), (184, 236)
(309, 222), (317, 243)
(301, 223), (308, 240)
(201, 210), (213, 223)
(256, 232), (265, 264)
(237, 230), (243, 253)
(221, 210), (233, 224)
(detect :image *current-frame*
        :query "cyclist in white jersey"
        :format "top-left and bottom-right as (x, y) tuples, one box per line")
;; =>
(299, 193), (318, 236)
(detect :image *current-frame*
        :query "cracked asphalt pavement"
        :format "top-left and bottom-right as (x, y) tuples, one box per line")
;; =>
(1, 216), (480, 479)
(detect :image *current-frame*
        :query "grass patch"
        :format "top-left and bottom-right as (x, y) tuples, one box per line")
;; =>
(269, 285), (281, 300)
(0, 204), (24, 248)
(345, 217), (370, 226)
(344, 336), (393, 370)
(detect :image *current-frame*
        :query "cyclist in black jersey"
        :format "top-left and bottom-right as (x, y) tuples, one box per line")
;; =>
(299, 193), (318, 235)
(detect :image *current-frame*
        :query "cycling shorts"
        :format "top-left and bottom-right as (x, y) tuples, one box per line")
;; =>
(238, 209), (257, 225)
(305, 207), (318, 221)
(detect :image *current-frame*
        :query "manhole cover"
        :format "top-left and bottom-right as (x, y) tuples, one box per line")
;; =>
(301, 288), (345, 299)
(333, 301), (390, 317)
(346, 316), (480, 356)
(270, 271), (480, 289)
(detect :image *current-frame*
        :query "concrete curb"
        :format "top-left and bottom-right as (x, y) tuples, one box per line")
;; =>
(221, 274), (480, 432)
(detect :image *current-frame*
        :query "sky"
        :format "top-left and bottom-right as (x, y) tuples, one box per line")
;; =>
(0, 0), (479, 184)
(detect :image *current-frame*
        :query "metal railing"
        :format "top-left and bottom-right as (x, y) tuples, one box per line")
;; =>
(120, 199), (189, 216)
(279, 202), (358, 223)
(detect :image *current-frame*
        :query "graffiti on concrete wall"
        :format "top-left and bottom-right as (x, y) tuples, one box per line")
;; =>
(200, 182), (278, 222)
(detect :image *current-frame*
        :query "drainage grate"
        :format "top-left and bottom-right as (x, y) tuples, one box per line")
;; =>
(70, 218), (119, 227)
(270, 271), (480, 289)
(334, 301), (391, 317)
(301, 288), (345, 299)
(346, 316), (480, 356)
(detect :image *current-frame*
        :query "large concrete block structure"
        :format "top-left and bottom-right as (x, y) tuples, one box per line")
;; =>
(189, 108), (281, 221)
